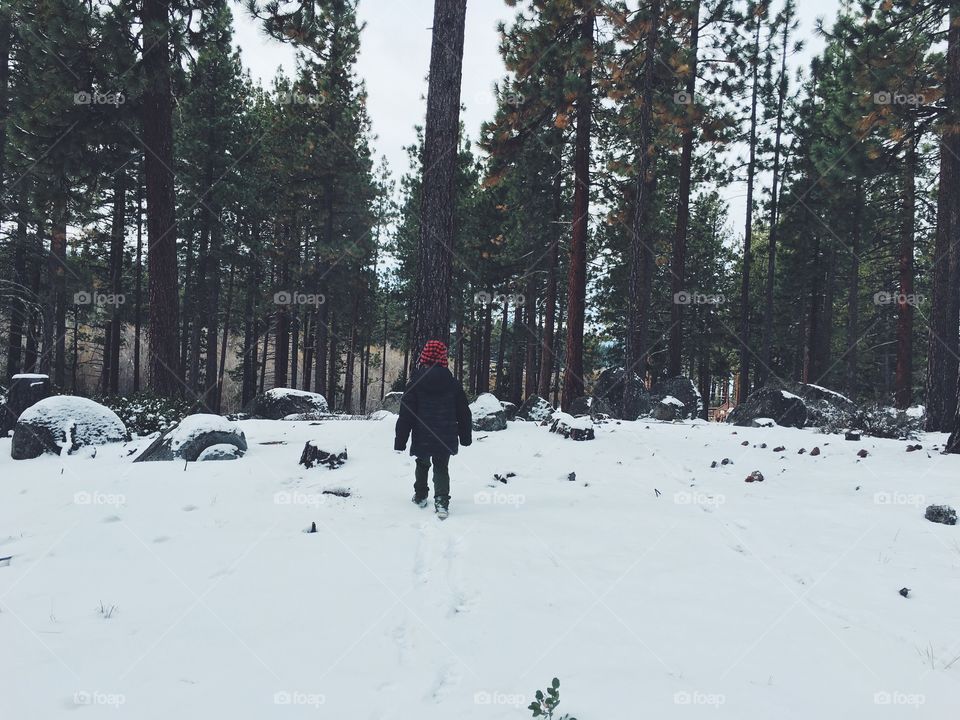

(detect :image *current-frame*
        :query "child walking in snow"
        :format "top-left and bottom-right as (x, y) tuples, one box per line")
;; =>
(394, 340), (472, 518)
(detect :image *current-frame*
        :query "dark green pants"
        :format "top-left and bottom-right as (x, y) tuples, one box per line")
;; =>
(415, 455), (450, 499)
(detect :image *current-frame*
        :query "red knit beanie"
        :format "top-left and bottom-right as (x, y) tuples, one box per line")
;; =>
(418, 340), (448, 368)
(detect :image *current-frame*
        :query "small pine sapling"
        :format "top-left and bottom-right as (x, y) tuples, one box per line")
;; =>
(528, 678), (575, 719)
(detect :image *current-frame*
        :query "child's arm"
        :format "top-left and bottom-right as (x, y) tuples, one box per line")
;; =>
(394, 383), (417, 451)
(455, 385), (472, 447)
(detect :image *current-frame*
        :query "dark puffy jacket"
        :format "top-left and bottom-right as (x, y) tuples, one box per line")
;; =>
(394, 365), (472, 457)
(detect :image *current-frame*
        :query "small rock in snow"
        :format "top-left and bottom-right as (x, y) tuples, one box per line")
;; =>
(924, 505), (957, 526)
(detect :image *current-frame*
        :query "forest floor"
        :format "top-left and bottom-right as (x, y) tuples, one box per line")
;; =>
(1, 415), (959, 719)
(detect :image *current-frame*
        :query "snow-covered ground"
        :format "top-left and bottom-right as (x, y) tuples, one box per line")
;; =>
(2, 416), (959, 719)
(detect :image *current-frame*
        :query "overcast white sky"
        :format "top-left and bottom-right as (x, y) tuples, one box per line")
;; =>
(230, 0), (842, 236)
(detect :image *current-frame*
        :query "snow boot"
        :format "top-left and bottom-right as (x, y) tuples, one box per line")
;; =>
(412, 493), (429, 508)
(435, 496), (450, 520)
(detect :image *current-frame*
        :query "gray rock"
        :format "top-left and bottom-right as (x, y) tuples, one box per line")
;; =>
(516, 394), (555, 423)
(197, 444), (243, 461)
(134, 414), (247, 462)
(549, 413), (595, 441)
(1, 373), (51, 436)
(924, 505), (957, 526)
(470, 393), (507, 432)
(592, 367), (650, 419)
(253, 388), (329, 420)
(500, 401), (518, 421)
(649, 377), (702, 420)
(651, 401), (677, 421)
(11, 396), (128, 460)
(380, 392), (403, 414)
(727, 387), (807, 429)
(568, 395), (614, 418)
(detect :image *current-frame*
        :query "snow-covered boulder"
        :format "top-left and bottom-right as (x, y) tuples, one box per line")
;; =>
(197, 444), (243, 461)
(11, 395), (128, 460)
(780, 382), (857, 430)
(1, 373), (51, 436)
(380, 391), (403, 414)
(859, 405), (924, 440)
(500, 400), (517, 421)
(253, 388), (329, 420)
(299, 441), (347, 469)
(549, 412), (595, 441)
(751, 417), (776, 428)
(516, 394), (555, 423)
(134, 414), (247, 462)
(649, 377), (702, 420)
(568, 395), (614, 419)
(727, 387), (807, 429)
(651, 395), (685, 422)
(470, 393), (507, 432)
(592, 367), (650, 419)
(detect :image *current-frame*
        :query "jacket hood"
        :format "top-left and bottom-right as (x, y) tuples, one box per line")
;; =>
(413, 364), (455, 395)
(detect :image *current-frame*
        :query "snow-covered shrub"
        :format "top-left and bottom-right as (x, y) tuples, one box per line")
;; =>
(99, 393), (192, 437)
(858, 405), (924, 440)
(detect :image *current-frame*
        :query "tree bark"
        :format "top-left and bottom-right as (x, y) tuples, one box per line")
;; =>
(737, 7), (762, 403)
(668, 0), (699, 378)
(142, 0), (181, 396)
(411, 0), (467, 353)
(895, 133), (916, 409)
(927, 4), (960, 431)
(561, 3), (593, 411)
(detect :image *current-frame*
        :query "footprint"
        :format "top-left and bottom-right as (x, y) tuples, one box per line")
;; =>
(182, 505), (198, 512)
(152, 536), (170, 544)
(101, 515), (122, 523)
(430, 664), (462, 702)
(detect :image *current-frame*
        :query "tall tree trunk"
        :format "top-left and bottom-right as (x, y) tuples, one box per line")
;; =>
(327, 313), (338, 410)
(845, 179), (863, 401)
(490, 299), (504, 393)
(624, 0), (660, 416)
(561, 3), (594, 411)
(511, 301), (524, 405)
(927, 4), (960, 431)
(133, 173), (143, 392)
(538, 146), (562, 398)
(737, 8), (762, 403)
(668, 0), (700, 378)
(6, 191), (27, 379)
(142, 0), (181, 396)
(47, 181), (68, 388)
(217, 258), (235, 412)
(759, 9), (791, 387)
(315, 299), (328, 396)
(108, 171), (127, 395)
(523, 275), (537, 399)
(411, 0), (467, 352)
(204, 219), (222, 409)
(380, 300), (388, 398)
(895, 134), (917, 409)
